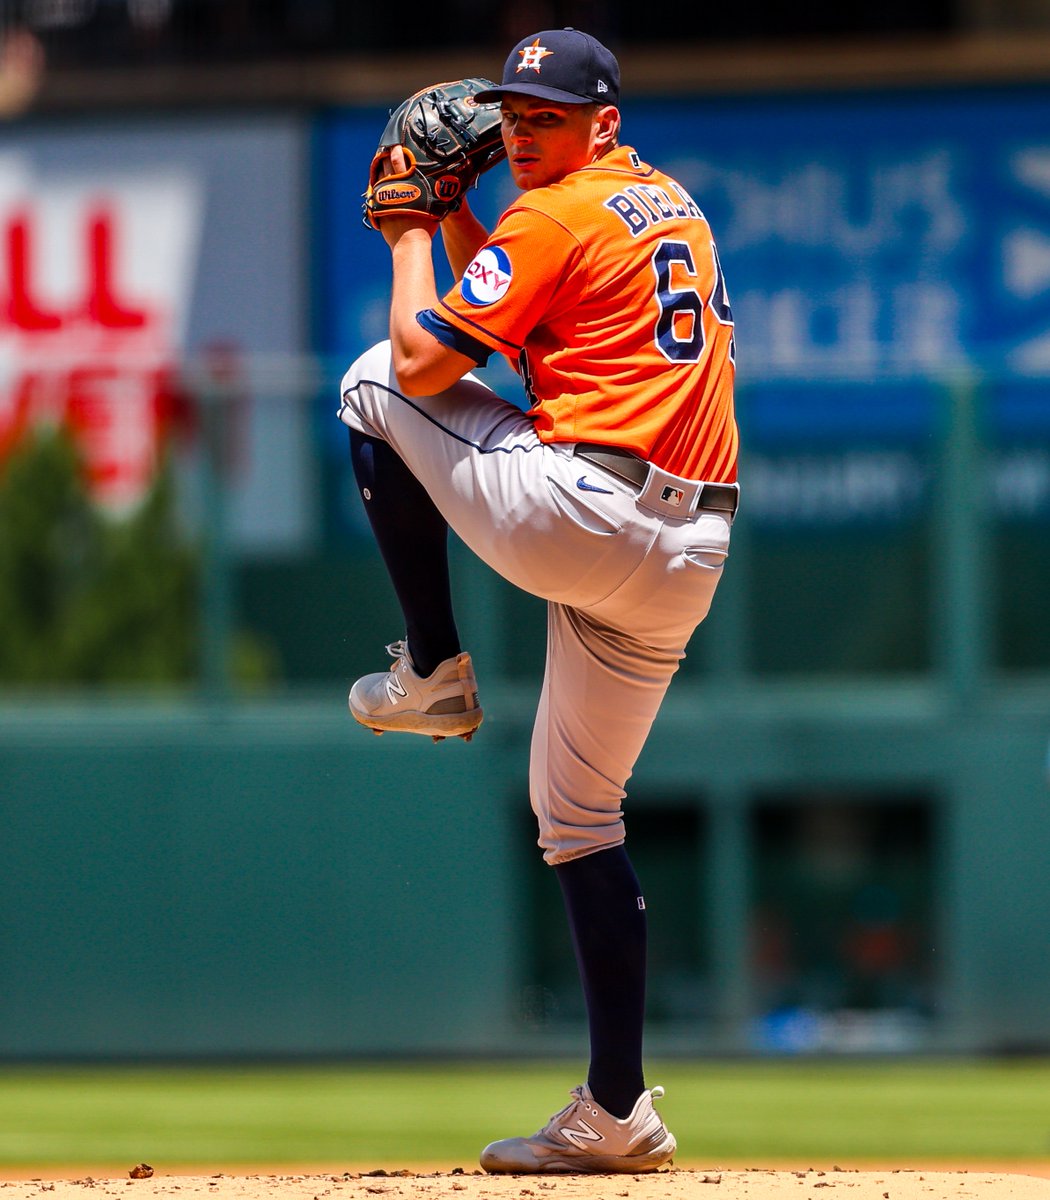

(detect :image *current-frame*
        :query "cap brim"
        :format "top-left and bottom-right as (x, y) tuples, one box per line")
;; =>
(473, 81), (598, 105)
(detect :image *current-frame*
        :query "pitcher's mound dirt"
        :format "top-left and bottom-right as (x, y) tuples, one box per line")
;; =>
(3, 1168), (1050, 1200)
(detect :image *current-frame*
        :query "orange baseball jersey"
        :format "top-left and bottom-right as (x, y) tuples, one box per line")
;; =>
(435, 145), (738, 483)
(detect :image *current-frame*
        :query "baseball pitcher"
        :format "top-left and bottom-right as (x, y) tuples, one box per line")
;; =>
(339, 28), (738, 1174)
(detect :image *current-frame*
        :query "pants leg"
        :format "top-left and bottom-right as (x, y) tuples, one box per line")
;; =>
(529, 493), (729, 862)
(530, 603), (687, 864)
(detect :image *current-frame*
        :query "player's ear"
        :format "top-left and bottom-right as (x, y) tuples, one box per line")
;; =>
(593, 104), (620, 151)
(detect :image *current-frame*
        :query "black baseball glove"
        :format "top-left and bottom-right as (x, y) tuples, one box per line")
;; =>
(362, 77), (507, 230)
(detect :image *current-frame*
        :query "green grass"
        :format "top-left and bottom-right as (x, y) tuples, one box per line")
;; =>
(0, 1060), (1049, 1169)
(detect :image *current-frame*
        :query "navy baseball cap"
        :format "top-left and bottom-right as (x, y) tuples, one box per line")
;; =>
(474, 28), (620, 107)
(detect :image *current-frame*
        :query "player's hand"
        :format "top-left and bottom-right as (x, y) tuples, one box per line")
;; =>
(377, 145), (436, 248)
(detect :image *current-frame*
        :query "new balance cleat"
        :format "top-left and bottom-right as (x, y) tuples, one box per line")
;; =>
(480, 1084), (676, 1174)
(348, 640), (482, 741)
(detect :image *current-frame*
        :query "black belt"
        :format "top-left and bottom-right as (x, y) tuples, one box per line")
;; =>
(573, 444), (738, 516)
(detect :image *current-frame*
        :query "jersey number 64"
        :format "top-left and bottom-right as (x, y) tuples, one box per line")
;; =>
(651, 239), (735, 365)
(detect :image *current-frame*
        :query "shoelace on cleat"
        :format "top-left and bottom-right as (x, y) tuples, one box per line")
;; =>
(384, 639), (410, 671)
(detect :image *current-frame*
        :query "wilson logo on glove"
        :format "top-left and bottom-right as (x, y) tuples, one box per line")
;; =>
(375, 183), (423, 205)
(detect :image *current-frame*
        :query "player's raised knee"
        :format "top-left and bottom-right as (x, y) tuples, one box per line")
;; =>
(340, 339), (394, 399)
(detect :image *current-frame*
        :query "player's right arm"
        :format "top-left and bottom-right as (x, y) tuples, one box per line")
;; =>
(440, 201), (490, 281)
(374, 145), (483, 395)
(382, 220), (479, 396)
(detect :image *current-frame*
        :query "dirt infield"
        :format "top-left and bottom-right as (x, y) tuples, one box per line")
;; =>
(3, 1167), (1050, 1200)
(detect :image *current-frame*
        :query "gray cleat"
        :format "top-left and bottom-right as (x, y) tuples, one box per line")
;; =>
(480, 1083), (676, 1174)
(348, 640), (482, 741)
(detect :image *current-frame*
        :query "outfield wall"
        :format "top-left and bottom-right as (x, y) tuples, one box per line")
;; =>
(1, 674), (1049, 1059)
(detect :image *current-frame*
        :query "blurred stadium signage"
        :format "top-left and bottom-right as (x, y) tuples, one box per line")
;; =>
(0, 158), (202, 511)
(651, 90), (1050, 525)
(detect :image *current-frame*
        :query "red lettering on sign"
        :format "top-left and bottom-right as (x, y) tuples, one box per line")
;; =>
(6, 213), (63, 331)
(0, 198), (176, 510)
(86, 210), (149, 329)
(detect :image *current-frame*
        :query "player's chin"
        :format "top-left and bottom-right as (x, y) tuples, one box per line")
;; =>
(510, 159), (546, 189)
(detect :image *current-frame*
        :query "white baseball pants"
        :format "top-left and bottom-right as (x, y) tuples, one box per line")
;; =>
(339, 341), (732, 865)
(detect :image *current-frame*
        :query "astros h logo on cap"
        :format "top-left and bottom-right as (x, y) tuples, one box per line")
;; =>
(517, 38), (553, 73)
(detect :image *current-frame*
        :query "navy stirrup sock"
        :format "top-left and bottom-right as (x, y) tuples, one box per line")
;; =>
(554, 844), (648, 1119)
(349, 431), (460, 677)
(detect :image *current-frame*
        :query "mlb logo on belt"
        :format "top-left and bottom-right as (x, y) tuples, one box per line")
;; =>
(660, 485), (685, 507)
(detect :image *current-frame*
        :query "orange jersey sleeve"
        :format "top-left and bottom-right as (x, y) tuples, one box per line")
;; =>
(438, 145), (738, 483)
